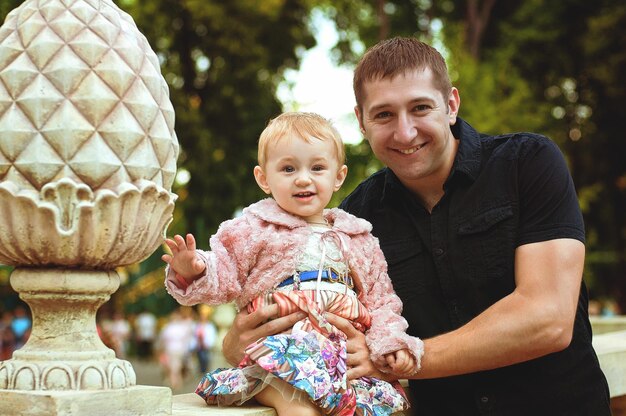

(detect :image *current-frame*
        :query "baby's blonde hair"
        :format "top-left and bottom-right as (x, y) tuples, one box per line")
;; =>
(257, 112), (346, 167)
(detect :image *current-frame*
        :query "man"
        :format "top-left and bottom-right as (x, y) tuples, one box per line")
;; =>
(223, 37), (610, 415)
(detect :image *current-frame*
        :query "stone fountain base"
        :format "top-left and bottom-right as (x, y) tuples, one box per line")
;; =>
(0, 268), (173, 415)
(0, 385), (172, 416)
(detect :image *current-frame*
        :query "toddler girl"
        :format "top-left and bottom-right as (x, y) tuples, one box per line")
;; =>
(162, 112), (423, 415)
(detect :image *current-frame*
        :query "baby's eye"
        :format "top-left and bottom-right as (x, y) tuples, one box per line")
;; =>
(282, 166), (295, 173)
(312, 165), (326, 172)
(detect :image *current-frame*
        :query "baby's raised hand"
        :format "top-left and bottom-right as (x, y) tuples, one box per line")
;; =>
(161, 234), (206, 285)
(385, 348), (417, 377)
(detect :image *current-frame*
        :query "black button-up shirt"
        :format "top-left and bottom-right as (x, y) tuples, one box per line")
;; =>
(341, 118), (610, 415)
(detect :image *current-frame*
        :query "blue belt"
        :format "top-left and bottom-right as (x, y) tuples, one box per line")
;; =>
(278, 269), (353, 288)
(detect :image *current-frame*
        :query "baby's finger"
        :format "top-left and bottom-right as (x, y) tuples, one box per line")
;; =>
(386, 354), (396, 367)
(397, 353), (408, 368)
(186, 234), (197, 251)
(161, 254), (172, 264)
(193, 258), (205, 273)
(399, 356), (415, 374)
(174, 234), (186, 248)
(164, 239), (179, 254)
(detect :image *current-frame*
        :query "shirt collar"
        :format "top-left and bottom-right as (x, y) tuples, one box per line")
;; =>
(381, 117), (482, 202)
(448, 117), (482, 184)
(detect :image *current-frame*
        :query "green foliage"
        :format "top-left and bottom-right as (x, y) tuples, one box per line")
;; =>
(441, 22), (548, 135)
(0, 0), (23, 23)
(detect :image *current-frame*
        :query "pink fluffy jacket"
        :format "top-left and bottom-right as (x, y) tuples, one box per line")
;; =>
(165, 198), (423, 371)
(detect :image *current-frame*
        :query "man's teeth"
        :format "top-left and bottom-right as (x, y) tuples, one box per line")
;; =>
(399, 144), (423, 154)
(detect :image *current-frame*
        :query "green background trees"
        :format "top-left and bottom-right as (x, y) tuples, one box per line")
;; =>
(0, 0), (624, 314)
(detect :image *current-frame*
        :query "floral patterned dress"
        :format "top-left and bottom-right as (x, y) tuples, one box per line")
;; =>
(195, 228), (410, 415)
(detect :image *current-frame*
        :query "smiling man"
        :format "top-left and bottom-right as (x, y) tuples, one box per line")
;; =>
(221, 37), (611, 416)
(336, 37), (611, 416)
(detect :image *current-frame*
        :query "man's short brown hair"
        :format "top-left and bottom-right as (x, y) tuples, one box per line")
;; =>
(353, 37), (451, 112)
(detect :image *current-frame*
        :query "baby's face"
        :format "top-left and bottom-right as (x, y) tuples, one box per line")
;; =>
(254, 135), (347, 223)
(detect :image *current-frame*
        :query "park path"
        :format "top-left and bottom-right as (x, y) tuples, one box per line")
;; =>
(130, 350), (229, 396)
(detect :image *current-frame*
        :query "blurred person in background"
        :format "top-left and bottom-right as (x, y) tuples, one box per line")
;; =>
(106, 311), (132, 359)
(10, 305), (31, 350)
(157, 308), (194, 390)
(193, 304), (217, 374)
(1, 310), (16, 360)
(134, 308), (158, 360)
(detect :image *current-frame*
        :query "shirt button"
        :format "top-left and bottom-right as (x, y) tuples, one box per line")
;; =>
(434, 248), (444, 256)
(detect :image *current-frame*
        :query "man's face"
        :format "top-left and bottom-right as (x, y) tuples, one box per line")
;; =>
(356, 68), (460, 194)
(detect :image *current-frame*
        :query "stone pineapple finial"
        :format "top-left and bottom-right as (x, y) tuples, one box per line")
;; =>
(0, 0), (179, 268)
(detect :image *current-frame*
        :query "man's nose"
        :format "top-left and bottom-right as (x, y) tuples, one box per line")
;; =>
(395, 113), (417, 143)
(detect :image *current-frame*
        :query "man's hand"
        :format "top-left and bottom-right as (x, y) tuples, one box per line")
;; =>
(324, 312), (390, 381)
(222, 305), (306, 365)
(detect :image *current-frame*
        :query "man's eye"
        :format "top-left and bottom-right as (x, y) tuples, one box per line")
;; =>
(374, 111), (391, 119)
(414, 104), (431, 112)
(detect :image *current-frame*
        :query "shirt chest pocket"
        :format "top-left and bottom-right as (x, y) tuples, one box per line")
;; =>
(456, 204), (515, 280)
(380, 238), (431, 296)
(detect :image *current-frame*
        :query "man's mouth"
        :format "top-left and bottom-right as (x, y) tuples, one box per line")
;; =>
(398, 144), (424, 155)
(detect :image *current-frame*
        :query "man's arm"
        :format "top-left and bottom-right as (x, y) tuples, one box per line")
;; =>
(332, 238), (584, 379)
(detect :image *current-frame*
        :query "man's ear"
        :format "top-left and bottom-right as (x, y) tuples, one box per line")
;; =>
(334, 164), (348, 191)
(253, 165), (271, 194)
(354, 106), (366, 135)
(448, 87), (461, 125)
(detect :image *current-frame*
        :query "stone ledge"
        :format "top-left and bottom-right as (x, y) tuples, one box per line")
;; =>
(591, 316), (626, 335)
(0, 385), (171, 416)
(173, 393), (276, 416)
(593, 330), (626, 397)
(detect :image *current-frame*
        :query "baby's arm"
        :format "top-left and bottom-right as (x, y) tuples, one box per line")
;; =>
(163, 214), (254, 306)
(161, 234), (206, 289)
(361, 235), (424, 374)
(385, 348), (418, 377)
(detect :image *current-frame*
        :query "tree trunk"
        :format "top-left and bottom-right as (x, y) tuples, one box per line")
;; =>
(465, 0), (497, 59)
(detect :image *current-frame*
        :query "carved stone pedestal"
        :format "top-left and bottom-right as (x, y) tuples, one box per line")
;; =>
(0, 269), (171, 415)
(1, 386), (171, 416)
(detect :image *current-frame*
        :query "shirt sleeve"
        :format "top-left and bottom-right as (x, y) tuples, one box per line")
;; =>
(516, 136), (585, 246)
(360, 234), (425, 373)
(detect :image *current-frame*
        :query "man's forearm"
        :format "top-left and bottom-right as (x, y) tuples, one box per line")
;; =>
(412, 291), (573, 379)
